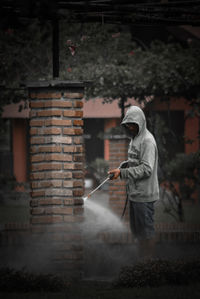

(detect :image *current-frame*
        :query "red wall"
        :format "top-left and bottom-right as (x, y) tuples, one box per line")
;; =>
(12, 119), (27, 189)
(104, 118), (119, 160)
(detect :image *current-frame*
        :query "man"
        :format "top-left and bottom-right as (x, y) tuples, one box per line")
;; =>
(109, 106), (159, 259)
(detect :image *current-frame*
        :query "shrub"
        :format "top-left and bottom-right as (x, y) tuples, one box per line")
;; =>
(114, 259), (200, 288)
(0, 267), (69, 292)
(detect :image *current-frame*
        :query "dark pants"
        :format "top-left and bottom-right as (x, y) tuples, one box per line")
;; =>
(129, 201), (155, 240)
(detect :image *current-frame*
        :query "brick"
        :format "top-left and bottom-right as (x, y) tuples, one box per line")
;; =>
(73, 101), (83, 108)
(45, 119), (72, 126)
(32, 180), (62, 189)
(37, 110), (62, 117)
(73, 189), (84, 197)
(31, 207), (45, 215)
(63, 180), (73, 188)
(73, 120), (84, 126)
(31, 163), (62, 171)
(45, 171), (72, 179)
(44, 100), (72, 108)
(73, 181), (84, 188)
(63, 128), (83, 135)
(31, 215), (63, 224)
(63, 92), (84, 99)
(64, 197), (74, 206)
(31, 190), (45, 197)
(73, 155), (84, 162)
(30, 137), (45, 144)
(39, 198), (63, 205)
(30, 92), (61, 99)
(73, 198), (84, 205)
(30, 128), (37, 135)
(45, 206), (73, 215)
(64, 163), (82, 171)
(63, 110), (83, 118)
(74, 206), (84, 215)
(74, 163), (83, 170)
(63, 163), (75, 170)
(45, 189), (73, 196)
(37, 146), (62, 153)
(30, 146), (37, 154)
(31, 154), (44, 162)
(45, 154), (72, 162)
(73, 137), (83, 144)
(73, 172), (84, 179)
(63, 215), (84, 223)
(30, 101), (44, 108)
(63, 198), (84, 206)
(40, 128), (62, 135)
(63, 145), (84, 153)
(63, 198), (74, 205)
(30, 172), (45, 180)
(30, 120), (45, 127)
(63, 146), (76, 153)
(45, 136), (72, 144)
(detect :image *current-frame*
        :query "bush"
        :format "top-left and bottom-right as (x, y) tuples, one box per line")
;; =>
(0, 267), (69, 292)
(114, 259), (200, 288)
(165, 151), (200, 201)
(88, 158), (109, 182)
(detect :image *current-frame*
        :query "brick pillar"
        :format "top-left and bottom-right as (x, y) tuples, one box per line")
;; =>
(109, 137), (129, 221)
(28, 81), (85, 276)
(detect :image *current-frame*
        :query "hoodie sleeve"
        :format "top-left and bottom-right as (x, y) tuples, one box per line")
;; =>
(120, 140), (156, 180)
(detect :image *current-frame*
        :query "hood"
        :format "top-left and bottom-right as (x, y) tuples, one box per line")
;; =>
(121, 106), (146, 137)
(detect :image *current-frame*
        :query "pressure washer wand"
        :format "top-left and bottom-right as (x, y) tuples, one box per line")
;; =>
(83, 174), (114, 201)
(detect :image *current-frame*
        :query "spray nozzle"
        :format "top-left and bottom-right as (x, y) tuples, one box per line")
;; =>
(109, 173), (115, 180)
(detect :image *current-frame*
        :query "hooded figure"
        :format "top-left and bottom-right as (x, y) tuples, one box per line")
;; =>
(120, 105), (159, 203)
(109, 106), (159, 258)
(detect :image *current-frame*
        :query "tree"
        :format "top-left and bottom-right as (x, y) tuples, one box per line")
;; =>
(1, 20), (200, 116)
(60, 23), (200, 119)
(0, 21), (52, 111)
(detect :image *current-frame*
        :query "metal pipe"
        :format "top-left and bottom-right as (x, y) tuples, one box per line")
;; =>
(83, 174), (113, 201)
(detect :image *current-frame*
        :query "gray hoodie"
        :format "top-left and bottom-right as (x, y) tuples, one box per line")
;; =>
(120, 106), (159, 203)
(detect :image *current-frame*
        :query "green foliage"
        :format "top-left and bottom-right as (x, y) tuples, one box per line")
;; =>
(147, 110), (199, 220)
(61, 23), (200, 102)
(165, 151), (200, 201)
(0, 267), (69, 292)
(166, 151), (200, 181)
(88, 157), (109, 182)
(0, 21), (52, 106)
(114, 259), (200, 288)
(1, 20), (200, 110)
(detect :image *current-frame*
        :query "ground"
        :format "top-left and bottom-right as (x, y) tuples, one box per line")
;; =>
(1, 282), (200, 299)
(1, 188), (200, 298)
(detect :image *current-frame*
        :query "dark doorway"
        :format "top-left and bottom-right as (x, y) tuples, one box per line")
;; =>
(84, 118), (104, 164)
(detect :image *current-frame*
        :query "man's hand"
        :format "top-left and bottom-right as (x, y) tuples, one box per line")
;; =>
(108, 168), (121, 180)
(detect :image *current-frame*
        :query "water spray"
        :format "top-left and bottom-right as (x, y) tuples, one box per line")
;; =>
(83, 174), (114, 201)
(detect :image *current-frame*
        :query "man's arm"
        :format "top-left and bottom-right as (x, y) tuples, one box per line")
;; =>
(120, 141), (156, 180)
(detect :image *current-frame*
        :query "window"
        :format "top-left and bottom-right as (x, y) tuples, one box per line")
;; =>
(0, 119), (13, 175)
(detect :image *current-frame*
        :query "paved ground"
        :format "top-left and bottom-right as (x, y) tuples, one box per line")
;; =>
(83, 188), (200, 280)
(1, 186), (200, 282)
